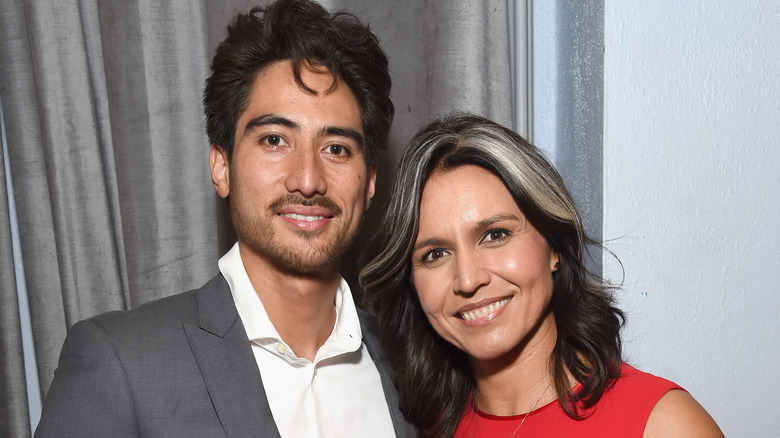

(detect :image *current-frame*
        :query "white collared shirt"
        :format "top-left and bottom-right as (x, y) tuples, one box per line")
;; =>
(219, 243), (396, 438)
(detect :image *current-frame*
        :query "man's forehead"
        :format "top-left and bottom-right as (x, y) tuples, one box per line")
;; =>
(235, 60), (363, 138)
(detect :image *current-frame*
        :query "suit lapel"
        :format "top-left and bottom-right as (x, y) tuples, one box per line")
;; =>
(184, 275), (281, 438)
(358, 309), (418, 438)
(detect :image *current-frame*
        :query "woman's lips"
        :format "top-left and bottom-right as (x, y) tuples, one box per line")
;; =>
(457, 297), (512, 322)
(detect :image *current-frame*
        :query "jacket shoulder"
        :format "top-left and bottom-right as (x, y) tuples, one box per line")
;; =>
(83, 274), (228, 335)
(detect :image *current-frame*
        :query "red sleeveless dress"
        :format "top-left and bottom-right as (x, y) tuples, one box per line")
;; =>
(454, 363), (683, 437)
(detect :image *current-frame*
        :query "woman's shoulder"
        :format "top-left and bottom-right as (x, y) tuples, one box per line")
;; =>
(612, 362), (685, 398)
(644, 390), (724, 437)
(619, 363), (724, 438)
(611, 363), (684, 404)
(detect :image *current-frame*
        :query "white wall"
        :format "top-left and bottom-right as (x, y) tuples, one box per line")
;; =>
(603, 2), (780, 436)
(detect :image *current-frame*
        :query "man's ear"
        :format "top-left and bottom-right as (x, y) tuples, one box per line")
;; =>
(209, 144), (230, 198)
(365, 162), (377, 210)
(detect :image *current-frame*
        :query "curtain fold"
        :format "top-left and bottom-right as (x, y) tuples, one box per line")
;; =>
(424, 0), (513, 126)
(1, 0), (70, 404)
(25, 0), (130, 323)
(1, 118), (32, 438)
(95, 0), (216, 306)
(0, 1), (519, 436)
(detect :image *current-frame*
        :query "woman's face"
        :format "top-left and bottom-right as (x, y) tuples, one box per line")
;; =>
(411, 165), (559, 362)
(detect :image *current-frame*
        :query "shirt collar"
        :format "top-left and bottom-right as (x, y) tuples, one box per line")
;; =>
(218, 242), (363, 363)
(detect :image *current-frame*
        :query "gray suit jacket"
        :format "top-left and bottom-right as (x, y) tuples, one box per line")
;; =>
(35, 274), (417, 437)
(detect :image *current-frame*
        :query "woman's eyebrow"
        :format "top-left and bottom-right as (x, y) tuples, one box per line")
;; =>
(474, 214), (520, 232)
(412, 237), (446, 254)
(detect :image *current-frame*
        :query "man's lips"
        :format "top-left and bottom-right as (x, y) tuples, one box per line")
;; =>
(457, 297), (512, 321)
(276, 206), (335, 231)
(278, 207), (335, 221)
(269, 195), (341, 217)
(269, 195), (341, 231)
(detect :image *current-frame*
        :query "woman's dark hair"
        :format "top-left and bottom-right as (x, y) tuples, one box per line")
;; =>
(203, 0), (393, 164)
(360, 112), (625, 437)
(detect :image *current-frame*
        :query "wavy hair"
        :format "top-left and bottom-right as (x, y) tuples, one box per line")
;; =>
(203, 0), (393, 165)
(360, 113), (624, 437)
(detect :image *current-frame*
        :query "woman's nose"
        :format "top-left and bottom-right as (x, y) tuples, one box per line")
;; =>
(452, 251), (490, 296)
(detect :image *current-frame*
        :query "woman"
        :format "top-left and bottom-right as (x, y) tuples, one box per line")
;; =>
(360, 113), (723, 437)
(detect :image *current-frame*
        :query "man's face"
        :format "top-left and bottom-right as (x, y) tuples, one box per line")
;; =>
(210, 60), (376, 277)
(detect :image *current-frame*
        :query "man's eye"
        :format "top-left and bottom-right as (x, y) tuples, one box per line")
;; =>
(261, 135), (284, 148)
(328, 144), (351, 157)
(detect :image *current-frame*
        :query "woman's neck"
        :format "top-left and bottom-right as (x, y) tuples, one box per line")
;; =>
(470, 312), (560, 416)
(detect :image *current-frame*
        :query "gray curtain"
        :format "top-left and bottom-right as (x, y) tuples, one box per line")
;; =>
(1, 2), (219, 436)
(0, 1), (516, 436)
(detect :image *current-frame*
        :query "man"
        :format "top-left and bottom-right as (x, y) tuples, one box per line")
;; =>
(35, 1), (415, 437)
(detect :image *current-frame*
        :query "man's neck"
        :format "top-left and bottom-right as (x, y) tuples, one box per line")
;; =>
(239, 244), (341, 362)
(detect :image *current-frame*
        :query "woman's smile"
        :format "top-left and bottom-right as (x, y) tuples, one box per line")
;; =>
(457, 296), (512, 324)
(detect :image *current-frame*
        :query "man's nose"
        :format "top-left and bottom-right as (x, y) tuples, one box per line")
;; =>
(284, 145), (327, 197)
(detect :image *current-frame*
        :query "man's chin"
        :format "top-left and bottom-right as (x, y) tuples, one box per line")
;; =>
(238, 221), (359, 276)
(266, 241), (345, 277)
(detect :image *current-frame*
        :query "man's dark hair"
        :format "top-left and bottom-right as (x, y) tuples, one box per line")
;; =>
(203, 0), (394, 164)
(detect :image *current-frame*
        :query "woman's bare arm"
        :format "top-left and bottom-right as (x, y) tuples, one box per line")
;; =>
(643, 389), (724, 438)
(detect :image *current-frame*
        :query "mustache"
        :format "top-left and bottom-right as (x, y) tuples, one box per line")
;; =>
(268, 194), (342, 216)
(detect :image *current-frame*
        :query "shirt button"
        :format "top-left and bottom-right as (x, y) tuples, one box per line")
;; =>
(275, 343), (286, 355)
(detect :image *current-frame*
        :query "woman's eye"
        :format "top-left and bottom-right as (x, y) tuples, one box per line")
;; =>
(422, 249), (447, 263)
(482, 229), (510, 243)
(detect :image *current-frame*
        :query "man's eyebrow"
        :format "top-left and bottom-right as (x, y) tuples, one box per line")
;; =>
(244, 114), (299, 133)
(320, 126), (365, 149)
